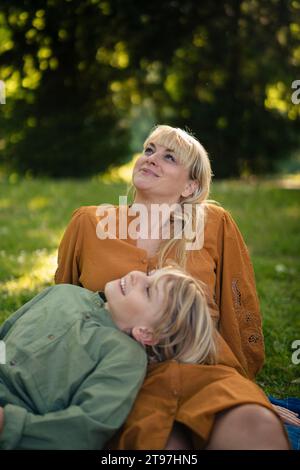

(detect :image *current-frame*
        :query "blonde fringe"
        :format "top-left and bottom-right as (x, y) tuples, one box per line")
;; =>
(147, 264), (217, 364)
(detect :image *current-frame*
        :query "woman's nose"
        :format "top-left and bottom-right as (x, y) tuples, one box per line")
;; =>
(131, 271), (147, 286)
(146, 152), (159, 165)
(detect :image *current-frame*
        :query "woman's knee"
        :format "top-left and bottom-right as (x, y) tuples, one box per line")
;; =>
(206, 404), (290, 450)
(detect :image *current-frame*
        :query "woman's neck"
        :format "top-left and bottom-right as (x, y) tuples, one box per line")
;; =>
(132, 194), (180, 209)
(131, 196), (178, 242)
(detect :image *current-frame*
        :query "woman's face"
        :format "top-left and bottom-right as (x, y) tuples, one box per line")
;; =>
(132, 142), (197, 203)
(104, 270), (169, 343)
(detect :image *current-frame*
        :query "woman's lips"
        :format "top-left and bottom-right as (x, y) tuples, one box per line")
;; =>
(120, 278), (126, 295)
(140, 168), (159, 177)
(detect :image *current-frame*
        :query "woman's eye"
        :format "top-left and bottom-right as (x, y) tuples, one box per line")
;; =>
(144, 148), (176, 162)
(165, 154), (176, 162)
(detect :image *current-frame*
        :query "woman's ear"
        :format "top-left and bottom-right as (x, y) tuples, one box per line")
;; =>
(181, 180), (199, 198)
(131, 326), (158, 346)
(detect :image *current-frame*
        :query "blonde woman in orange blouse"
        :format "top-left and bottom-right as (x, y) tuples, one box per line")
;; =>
(55, 125), (289, 449)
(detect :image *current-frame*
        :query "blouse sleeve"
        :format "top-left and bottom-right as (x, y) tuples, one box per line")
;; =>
(215, 209), (265, 380)
(54, 208), (85, 285)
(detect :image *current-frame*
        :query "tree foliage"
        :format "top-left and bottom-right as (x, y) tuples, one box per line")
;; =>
(0, 0), (299, 177)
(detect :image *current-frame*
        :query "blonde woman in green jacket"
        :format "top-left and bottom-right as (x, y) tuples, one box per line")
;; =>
(0, 265), (216, 450)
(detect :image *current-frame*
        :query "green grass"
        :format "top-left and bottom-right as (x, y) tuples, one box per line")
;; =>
(0, 176), (299, 396)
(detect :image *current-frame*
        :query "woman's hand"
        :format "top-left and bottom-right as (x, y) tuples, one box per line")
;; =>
(273, 404), (300, 426)
(0, 407), (4, 434)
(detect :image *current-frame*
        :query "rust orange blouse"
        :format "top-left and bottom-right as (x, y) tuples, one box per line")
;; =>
(54, 203), (264, 380)
(54, 203), (281, 449)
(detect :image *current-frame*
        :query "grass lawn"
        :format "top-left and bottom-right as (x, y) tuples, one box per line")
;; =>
(0, 176), (299, 396)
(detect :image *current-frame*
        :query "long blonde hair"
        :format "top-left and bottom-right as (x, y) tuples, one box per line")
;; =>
(128, 124), (220, 269)
(148, 263), (217, 364)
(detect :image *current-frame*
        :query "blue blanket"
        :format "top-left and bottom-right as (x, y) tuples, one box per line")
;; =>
(269, 396), (300, 450)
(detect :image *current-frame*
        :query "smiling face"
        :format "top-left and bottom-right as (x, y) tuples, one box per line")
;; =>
(132, 142), (198, 204)
(104, 270), (170, 345)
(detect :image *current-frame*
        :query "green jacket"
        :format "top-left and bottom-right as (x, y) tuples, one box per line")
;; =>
(0, 284), (147, 450)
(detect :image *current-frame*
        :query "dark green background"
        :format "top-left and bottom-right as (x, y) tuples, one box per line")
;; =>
(0, 0), (299, 178)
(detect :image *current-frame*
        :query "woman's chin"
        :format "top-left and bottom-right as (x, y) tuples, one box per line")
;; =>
(132, 178), (154, 192)
(104, 280), (116, 300)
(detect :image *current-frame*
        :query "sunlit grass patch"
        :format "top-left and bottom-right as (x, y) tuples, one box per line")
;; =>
(0, 176), (299, 396)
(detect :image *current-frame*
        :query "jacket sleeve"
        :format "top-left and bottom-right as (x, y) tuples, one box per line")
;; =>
(0, 287), (54, 339)
(54, 208), (85, 285)
(0, 337), (147, 450)
(215, 209), (265, 380)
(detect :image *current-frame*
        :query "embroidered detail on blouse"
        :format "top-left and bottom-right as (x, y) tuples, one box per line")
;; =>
(232, 278), (242, 308)
(248, 334), (260, 343)
(245, 312), (252, 323)
(232, 279), (262, 348)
